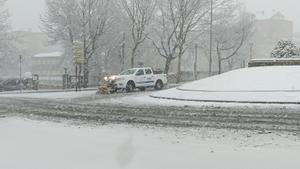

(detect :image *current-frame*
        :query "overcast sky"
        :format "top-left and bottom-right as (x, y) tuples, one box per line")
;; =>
(6, 0), (300, 32)
(7, 0), (45, 32)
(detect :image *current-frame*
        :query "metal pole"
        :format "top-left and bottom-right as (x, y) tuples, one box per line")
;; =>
(250, 43), (254, 60)
(19, 55), (22, 93)
(209, 0), (213, 76)
(75, 64), (78, 92)
(121, 32), (125, 71)
(194, 44), (198, 80)
(64, 68), (68, 89)
(79, 64), (82, 91)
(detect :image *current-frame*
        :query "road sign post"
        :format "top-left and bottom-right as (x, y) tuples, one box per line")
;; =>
(19, 55), (22, 93)
(73, 41), (84, 92)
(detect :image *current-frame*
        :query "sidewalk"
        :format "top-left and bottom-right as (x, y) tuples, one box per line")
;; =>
(0, 87), (97, 95)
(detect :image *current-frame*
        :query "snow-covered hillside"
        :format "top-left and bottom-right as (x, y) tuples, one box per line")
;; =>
(151, 66), (300, 103)
(180, 66), (300, 91)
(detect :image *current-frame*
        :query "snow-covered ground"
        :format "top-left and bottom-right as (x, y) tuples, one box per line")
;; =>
(151, 66), (300, 104)
(3, 66), (300, 106)
(0, 90), (97, 100)
(1, 117), (300, 169)
(181, 66), (300, 91)
(94, 91), (300, 109)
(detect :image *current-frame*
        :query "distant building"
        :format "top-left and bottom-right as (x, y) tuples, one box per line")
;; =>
(31, 52), (64, 86)
(293, 32), (300, 45)
(11, 31), (63, 74)
(251, 12), (294, 59)
(13, 31), (51, 56)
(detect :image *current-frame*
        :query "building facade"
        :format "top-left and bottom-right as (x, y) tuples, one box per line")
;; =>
(31, 52), (64, 87)
(251, 12), (294, 59)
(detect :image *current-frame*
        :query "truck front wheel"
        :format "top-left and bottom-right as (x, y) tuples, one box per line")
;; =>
(126, 81), (135, 93)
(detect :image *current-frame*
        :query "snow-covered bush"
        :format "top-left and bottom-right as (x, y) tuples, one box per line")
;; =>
(271, 40), (300, 58)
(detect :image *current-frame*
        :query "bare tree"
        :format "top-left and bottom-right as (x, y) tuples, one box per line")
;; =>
(78, 0), (110, 86)
(121, 0), (156, 68)
(0, 0), (13, 75)
(41, 0), (81, 73)
(151, 0), (210, 79)
(214, 10), (255, 74)
(150, 0), (179, 74)
(42, 0), (78, 43)
(0, 0), (9, 36)
(0, 0), (9, 48)
(101, 0), (129, 72)
(169, 0), (210, 83)
(42, 0), (111, 87)
(118, 32), (126, 71)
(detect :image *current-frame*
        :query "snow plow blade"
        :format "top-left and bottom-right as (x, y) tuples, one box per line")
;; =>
(98, 85), (114, 95)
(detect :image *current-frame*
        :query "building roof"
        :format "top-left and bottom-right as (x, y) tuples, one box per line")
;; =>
(271, 12), (285, 20)
(33, 51), (63, 58)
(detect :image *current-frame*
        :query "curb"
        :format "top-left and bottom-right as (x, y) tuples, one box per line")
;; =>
(149, 95), (300, 105)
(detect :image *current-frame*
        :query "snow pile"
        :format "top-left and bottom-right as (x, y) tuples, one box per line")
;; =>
(180, 66), (300, 91)
(151, 66), (300, 103)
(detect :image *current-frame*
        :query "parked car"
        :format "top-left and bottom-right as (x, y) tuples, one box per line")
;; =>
(0, 79), (22, 92)
(103, 67), (168, 92)
(0, 74), (39, 92)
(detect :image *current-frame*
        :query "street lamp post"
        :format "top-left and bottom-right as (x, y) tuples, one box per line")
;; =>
(19, 55), (22, 93)
(194, 43), (198, 80)
(209, 0), (213, 76)
(63, 68), (68, 89)
(73, 41), (84, 92)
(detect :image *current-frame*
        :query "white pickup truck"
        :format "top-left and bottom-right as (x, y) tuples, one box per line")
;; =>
(104, 67), (168, 92)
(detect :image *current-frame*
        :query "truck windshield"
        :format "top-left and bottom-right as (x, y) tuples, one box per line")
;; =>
(120, 69), (136, 75)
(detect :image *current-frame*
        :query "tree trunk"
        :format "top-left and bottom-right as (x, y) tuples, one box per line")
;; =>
(75, 64), (78, 92)
(83, 64), (89, 88)
(194, 44), (198, 80)
(120, 43), (125, 71)
(176, 49), (183, 83)
(164, 57), (172, 74)
(79, 64), (83, 90)
(131, 45), (138, 68)
(216, 44), (222, 75)
(83, 30), (89, 88)
(218, 59), (222, 74)
(130, 55), (135, 68)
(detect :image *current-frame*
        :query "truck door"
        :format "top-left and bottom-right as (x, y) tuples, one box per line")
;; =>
(144, 68), (155, 87)
(135, 69), (146, 87)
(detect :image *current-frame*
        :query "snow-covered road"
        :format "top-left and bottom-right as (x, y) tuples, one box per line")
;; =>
(2, 96), (300, 132)
(1, 117), (300, 169)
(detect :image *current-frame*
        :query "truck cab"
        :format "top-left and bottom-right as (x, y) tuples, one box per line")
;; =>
(104, 67), (168, 92)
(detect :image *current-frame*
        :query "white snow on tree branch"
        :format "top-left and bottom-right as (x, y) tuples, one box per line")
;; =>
(271, 40), (300, 58)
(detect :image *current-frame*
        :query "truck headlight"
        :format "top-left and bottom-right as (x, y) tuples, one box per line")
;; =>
(110, 76), (117, 81)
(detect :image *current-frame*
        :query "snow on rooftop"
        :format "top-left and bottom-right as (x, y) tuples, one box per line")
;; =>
(33, 51), (63, 58)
